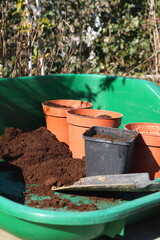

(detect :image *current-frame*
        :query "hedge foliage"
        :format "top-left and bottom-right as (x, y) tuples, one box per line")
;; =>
(0, 0), (159, 77)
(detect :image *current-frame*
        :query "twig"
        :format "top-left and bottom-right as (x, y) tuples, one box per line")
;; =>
(122, 50), (160, 76)
(113, 55), (127, 67)
(149, 0), (160, 74)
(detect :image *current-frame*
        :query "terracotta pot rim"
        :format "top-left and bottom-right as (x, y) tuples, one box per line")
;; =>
(140, 132), (160, 137)
(67, 109), (123, 119)
(124, 122), (160, 136)
(42, 99), (92, 107)
(67, 109), (123, 128)
(124, 122), (160, 125)
(42, 100), (92, 117)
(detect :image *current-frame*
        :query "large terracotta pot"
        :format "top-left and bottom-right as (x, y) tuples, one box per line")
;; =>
(124, 122), (160, 179)
(42, 99), (92, 145)
(67, 108), (123, 158)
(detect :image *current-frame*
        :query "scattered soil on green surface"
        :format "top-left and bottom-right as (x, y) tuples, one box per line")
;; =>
(25, 186), (99, 211)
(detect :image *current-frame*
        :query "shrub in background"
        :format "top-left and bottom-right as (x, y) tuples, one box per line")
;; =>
(0, 0), (159, 78)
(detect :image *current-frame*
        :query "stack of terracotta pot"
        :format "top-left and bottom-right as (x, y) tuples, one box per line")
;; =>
(42, 99), (160, 180)
(42, 99), (122, 156)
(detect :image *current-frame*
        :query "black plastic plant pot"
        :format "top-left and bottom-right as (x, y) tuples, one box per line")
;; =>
(83, 126), (139, 177)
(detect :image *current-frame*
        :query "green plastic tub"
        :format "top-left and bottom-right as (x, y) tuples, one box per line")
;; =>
(0, 74), (160, 240)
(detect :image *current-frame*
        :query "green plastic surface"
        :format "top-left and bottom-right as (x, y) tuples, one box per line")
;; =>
(0, 74), (160, 240)
(0, 74), (159, 134)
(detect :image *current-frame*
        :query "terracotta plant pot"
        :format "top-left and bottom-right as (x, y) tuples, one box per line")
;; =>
(42, 99), (92, 145)
(67, 108), (123, 158)
(124, 122), (160, 179)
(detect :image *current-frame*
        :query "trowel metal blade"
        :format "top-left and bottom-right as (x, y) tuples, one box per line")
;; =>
(51, 173), (152, 192)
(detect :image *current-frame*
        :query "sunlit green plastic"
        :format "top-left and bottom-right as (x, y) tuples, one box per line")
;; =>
(0, 74), (160, 240)
(0, 74), (159, 135)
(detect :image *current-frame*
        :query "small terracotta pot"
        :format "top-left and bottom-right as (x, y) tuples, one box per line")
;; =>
(42, 99), (92, 145)
(124, 122), (160, 179)
(67, 108), (123, 158)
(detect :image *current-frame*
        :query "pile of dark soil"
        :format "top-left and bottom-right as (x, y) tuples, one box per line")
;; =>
(0, 127), (86, 186)
(0, 126), (120, 211)
(0, 127), (72, 167)
(0, 127), (89, 210)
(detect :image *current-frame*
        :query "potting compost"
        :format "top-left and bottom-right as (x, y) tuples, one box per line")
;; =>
(0, 126), (119, 211)
(92, 134), (126, 141)
(43, 101), (73, 108)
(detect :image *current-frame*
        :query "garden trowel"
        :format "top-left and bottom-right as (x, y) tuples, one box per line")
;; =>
(51, 173), (160, 192)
